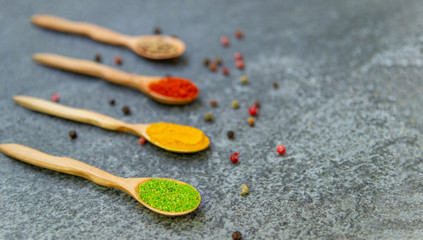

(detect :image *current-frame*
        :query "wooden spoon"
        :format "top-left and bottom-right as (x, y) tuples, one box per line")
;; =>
(13, 96), (209, 153)
(33, 53), (198, 105)
(0, 143), (200, 216)
(31, 14), (185, 60)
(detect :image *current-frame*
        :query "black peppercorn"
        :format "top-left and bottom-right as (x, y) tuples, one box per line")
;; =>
(273, 82), (279, 88)
(109, 99), (115, 105)
(122, 106), (131, 115)
(227, 130), (234, 139)
(69, 130), (77, 139)
(153, 27), (161, 34)
(232, 231), (242, 240)
(203, 58), (210, 67)
(94, 54), (102, 63)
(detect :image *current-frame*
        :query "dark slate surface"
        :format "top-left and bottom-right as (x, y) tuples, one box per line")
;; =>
(1, 0), (423, 239)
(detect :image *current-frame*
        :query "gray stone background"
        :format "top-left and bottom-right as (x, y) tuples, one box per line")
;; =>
(1, 0), (423, 239)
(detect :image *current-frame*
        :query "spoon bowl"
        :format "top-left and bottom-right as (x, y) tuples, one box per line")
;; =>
(33, 53), (199, 105)
(31, 15), (185, 60)
(13, 96), (209, 153)
(0, 143), (201, 216)
(128, 35), (186, 60)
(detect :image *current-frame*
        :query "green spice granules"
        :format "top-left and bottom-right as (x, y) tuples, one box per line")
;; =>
(138, 179), (200, 212)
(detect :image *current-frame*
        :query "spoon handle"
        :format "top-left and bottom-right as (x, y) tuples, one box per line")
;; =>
(0, 143), (125, 189)
(31, 15), (131, 47)
(13, 96), (134, 133)
(33, 53), (142, 89)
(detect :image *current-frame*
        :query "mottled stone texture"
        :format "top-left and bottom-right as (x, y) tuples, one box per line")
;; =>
(1, 0), (423, 239)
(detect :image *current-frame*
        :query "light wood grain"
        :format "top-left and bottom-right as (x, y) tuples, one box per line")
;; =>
(0, 143), (200, 216)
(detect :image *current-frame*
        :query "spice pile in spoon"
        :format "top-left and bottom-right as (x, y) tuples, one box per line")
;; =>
(148, 76), (199, 99)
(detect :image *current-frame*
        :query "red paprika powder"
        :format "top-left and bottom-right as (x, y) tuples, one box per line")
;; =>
(149, 77), (199, 99)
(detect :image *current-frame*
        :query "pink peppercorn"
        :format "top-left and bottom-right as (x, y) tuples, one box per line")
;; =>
(209, 62), (218, 72)
(221, 36), (230, 47)
(248, 105), (258, 116)
(138, 137), (146, 146)
(234, 52), (243, 60)
(230, 152), (239, 164)
(277, 145), (286, 155)
(236, 60), (245, 69)
(234, 30), (244, 39)
(51, 93), (59, 102)
(222, 67), (229, 76)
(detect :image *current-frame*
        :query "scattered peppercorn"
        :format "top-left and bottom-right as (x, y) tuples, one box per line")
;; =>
(204, 112), (213, 121)
(273, 82), (279, 88)
(138, 137), (146, 146)
(234, 30), (244, 39)
(153, 27), (162, 34)
(222, 67), (229, 76)
(254, 100), (261, 108)
(241, 184), (250, 196)
(209, 62), (218, 72)
(109, 99), (115, 105)
(94, 53), (102, 62)
(248, 105), (258, 116)
(122, 105), (131, 115)
(114, 56), (122, 65)
(221, 36), (230, 47)
(236, 60), (245, 69)
(234, 52), (243, 60)
(277, 145), (286, 155)
(209, 100), (218, 107)
(51, 93), (59, 102)
(232, 231), (242, 240)
(227, 130), (235, 139)
(215, 57), (222, 66)
(231, 100), (239, 109)
(203, 58), (210, 67)
(230, 152), (239, 164)
(240, 75), (249, 84)
(247, 117), (255, 127)
(68, 130), (77, 139)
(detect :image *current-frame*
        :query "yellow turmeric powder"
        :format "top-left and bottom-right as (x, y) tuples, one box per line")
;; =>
(146, 122), (209, 152)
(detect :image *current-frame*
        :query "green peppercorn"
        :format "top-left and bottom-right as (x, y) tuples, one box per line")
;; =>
(204, 112), (213, 121)
(247, 117), (255, 127)
(240, 75), (249, 84)
(232, 100), (239, 109)
(241, 184), (249, 196)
